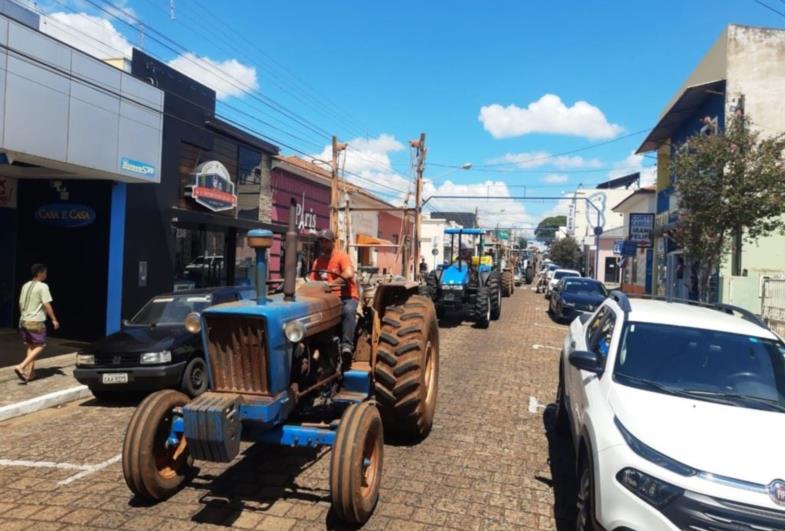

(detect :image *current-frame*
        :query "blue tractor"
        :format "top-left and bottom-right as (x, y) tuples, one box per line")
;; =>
(423, 228), (502, 328)
(121, 201), (439, 525)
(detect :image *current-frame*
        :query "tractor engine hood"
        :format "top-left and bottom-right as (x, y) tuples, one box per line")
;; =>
(440, 262), (471, 286)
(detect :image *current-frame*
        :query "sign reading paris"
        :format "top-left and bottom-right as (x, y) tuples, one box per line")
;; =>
(186, 161), (238, 212)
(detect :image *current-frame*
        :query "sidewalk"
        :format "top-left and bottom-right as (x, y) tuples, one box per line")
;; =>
(0, 329), (87, 368)
(0, 352), (90, 421)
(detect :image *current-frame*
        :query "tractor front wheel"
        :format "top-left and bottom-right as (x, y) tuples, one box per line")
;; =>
(488, 272), (502, 320)
(374, 295), (439, 439)
(474, 286), (491, 328)
(501, 270), (514, 297)
(330, 401), (384, 524)
(123, 389), (192, 501)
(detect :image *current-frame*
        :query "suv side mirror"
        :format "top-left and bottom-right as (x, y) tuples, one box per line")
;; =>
(569, 350), (602, 374)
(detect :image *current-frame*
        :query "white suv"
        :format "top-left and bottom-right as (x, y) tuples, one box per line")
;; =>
(556, 292), (785, 530)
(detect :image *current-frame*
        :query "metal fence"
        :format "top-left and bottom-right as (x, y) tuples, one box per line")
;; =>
(761, 277), (785, 337)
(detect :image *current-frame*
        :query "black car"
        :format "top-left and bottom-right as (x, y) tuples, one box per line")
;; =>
(74, 286), (255, 400)
(548, 277), (608, 322)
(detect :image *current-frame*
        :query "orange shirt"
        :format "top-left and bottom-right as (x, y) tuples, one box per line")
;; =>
(310, 250), (359, 300)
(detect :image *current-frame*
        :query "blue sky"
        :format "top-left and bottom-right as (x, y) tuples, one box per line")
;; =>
(35, 0), (785, 232)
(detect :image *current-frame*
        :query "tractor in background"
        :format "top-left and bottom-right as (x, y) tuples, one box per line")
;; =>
(422, 227), (502, 328)
(121, 200), (439, 525)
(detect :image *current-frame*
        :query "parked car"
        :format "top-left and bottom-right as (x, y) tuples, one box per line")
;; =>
(74, 286), (255, 400)
(544, 268), (581, 299)
(556, 292), (785, 530)
(548, 277), (608, 322)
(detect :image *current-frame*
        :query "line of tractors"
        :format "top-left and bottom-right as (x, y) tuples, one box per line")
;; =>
(118, 208), (535, 524)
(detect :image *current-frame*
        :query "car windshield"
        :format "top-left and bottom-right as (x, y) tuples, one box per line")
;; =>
(563, 280), (606, 295)
(554, 271), (578, 280)
(614, 322), (785, 412)
(129, 294), (213, 326)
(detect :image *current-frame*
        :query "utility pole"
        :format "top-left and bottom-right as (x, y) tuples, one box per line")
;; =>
(410, 132), (427, 281)
(330, 135), (347, 238)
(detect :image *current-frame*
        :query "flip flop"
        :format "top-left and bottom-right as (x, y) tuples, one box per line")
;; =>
(14, 367), (27, 384)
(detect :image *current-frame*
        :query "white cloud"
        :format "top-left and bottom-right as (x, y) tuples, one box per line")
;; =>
(543, 174), (569, 184)
(490, 151), (602, 169)
(479, 94), (623, 140)
(608, 152), (657, 187)
(314, 134), (411, 201)
(168, 53), (259, 100)
(40, 12), (132, 59)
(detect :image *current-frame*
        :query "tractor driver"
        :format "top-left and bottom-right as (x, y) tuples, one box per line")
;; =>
(311, 229), (359, 362)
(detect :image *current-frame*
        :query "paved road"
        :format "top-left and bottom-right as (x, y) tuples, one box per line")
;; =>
(0, 288), (577, 530)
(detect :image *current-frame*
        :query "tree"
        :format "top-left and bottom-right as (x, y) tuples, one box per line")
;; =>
(535, 215), (566, 243)
(549, 236), (582, 269)
(517, 237), (528, 249)
(671, 112), (785, 300)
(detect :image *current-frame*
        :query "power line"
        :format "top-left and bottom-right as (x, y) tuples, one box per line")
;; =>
(753, 0), (785, 18)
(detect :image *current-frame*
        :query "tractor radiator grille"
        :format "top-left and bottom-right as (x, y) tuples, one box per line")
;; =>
(204, 314), (269, 395)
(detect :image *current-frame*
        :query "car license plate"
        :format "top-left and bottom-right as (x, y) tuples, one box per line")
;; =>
(102, 373), (128, 384)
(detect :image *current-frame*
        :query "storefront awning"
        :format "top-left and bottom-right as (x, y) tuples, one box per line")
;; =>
(169, 207), (285, 233)
(353, 234), (397, 248)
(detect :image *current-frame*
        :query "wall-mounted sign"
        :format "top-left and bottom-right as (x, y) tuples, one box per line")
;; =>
(621, 240), (638, 257)
(119, 157), (156, 177)
(613, 239), (624, 256)
(34, 203), (96, 228)
(629, 213), (655, 247)
(296, 192), (318, 231)
(186, 161), (237, 212)
(0, 177), (17, 208)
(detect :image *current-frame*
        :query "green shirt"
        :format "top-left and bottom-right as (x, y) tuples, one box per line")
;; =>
(19, 281), (52, 323)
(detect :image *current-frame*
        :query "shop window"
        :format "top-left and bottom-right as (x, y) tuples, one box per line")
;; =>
(238, 145), (262, 220)
(172, 226), (228, 290)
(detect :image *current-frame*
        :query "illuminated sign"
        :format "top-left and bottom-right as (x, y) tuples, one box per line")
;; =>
(186, 161), (237, 212)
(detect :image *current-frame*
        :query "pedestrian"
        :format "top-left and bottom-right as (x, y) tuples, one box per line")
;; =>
(419, 257), (428, 277)
(15, 263), (59, 383)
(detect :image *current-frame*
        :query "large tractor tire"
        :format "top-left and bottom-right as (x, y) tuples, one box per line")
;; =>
(374, 295), (439, 439)
(123, 389), (193, 501)
(501, 270), (514, 297)
(474, 286), (491, 329)
(488, 272), (502, 320)
(418, 271), (439, 301)
(330, 401), (384, 524)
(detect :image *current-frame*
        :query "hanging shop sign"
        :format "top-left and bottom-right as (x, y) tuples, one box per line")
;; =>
(621, 240), (638, 257)
(613, 239), (624, 256)
(186, 161), (237, 212)
(34, 203), (96, 228)
(629, 213), (655, 247)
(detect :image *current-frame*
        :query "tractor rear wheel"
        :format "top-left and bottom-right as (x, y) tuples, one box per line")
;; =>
(374, 295), (439, 439)
(330, 401), (384, 524)
(474, 286), (491, 328)
(501, 270), (513, 297)
(488, 272), (502, 320)
(123, 389), (192, 501)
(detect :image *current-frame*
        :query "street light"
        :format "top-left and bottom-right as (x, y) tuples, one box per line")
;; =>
(429, 162), (472, 181)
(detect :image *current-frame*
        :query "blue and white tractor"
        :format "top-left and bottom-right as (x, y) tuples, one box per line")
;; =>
(121, 201), (439, 525)
(422, 228), (502, 327)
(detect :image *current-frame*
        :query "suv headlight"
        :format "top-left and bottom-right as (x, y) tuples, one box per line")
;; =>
(76, 353), (95, 366)
(140, 350), (172, 364)
(614, 417), (696, 476)
(616, 468), (683, 509)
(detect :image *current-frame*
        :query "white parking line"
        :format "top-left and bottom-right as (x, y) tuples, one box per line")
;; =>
(528, 396), (546, 413)
(0, 454), (122, 485)
(532, 344), (560, 352)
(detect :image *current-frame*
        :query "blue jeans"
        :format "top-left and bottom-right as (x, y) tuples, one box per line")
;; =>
(341, 298), (358, 351)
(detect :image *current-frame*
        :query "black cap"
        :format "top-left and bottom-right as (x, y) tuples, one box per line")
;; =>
(317, 229), (336, 241)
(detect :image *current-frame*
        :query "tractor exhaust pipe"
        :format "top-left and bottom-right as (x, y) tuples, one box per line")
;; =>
(247, 229), (273, 305)
(283, 198), (298, 302)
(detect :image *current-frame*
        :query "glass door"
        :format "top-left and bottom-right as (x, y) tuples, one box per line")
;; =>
(173, 225), (227, 290)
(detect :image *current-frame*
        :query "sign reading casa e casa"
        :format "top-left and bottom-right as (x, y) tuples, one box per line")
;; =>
(34, 203), (96, 228)
(186, 160), (237, 212)
(629, 213), (655, 247)
(119, 157), (156, 177)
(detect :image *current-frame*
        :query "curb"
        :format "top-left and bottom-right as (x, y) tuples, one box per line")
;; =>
(0, 385), (91, 422)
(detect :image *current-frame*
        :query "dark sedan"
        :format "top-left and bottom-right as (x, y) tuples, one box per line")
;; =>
(73, 286), (255, 400)
(548, 277), (608, 322)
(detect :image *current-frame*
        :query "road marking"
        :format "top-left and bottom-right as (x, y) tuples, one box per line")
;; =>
(532, 344), (560, 352)
(0, 454), (122, 485)
(58, 454), (122, 485)
(528, 396), (546, 413)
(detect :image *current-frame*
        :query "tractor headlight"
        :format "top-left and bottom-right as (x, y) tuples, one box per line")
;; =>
(140, 350), (172, 364)
(184, 312), (201, 334)
(76, 353), (95, 366)
(284, 320), (306, 343)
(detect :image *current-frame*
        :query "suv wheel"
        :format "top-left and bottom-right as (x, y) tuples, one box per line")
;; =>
(576, 455), (595, 531)
(555, 364), (570, 436)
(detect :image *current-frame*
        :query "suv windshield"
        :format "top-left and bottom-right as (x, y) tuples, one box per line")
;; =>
(614, 322), (785, 412)
(130, 294), (213, 326)
(563, 280), (606, 295)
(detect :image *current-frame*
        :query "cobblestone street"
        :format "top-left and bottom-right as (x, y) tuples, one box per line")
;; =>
(0, 288), (576, 531)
